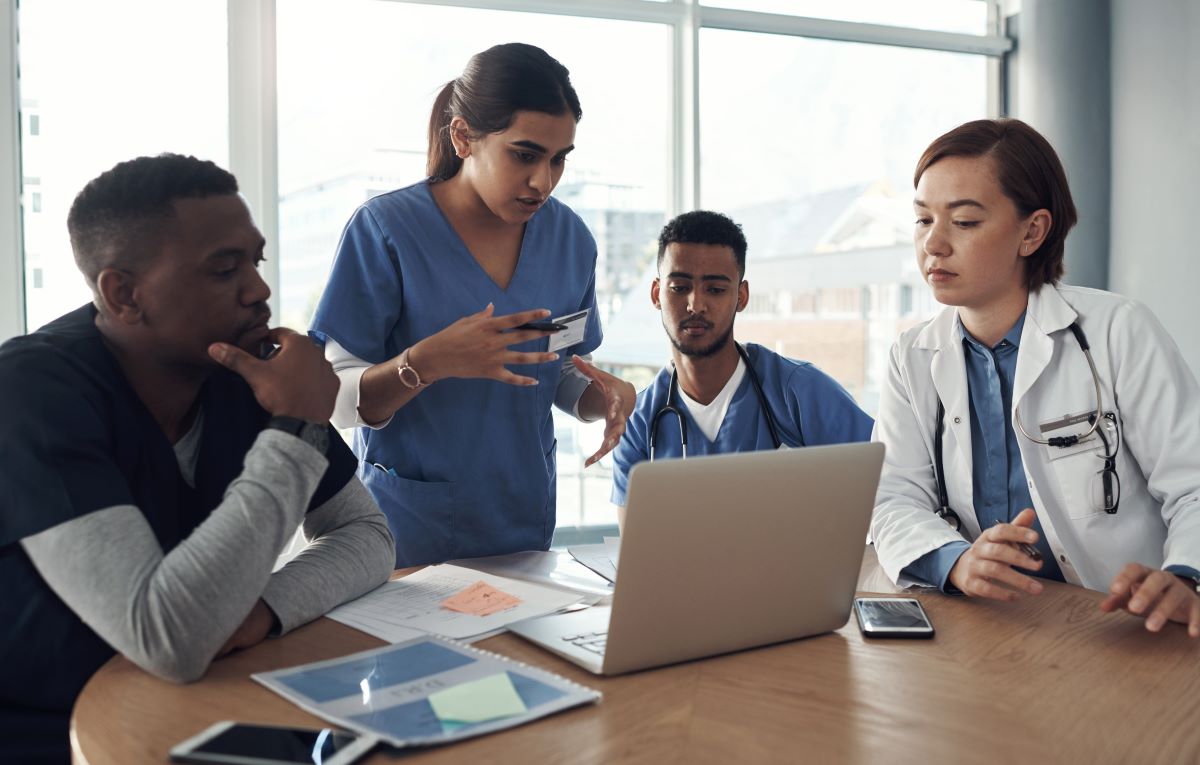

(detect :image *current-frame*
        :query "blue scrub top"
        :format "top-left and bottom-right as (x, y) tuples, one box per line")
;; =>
(610, 343), (874, 505)
(311, 181), (602, 566)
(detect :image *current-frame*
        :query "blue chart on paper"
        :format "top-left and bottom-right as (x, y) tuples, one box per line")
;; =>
(276, 641), (475, 703)
(255, 636), (602, 747)
(348, 671), (569, 737)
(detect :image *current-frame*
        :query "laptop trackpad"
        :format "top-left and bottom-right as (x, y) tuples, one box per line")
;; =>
(509, 606), (613, 674)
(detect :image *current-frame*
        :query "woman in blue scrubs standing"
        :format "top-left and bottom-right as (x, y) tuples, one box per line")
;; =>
(310, 43), (635, 566)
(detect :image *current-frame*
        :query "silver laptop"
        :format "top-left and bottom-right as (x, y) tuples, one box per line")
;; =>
(509, 442), (885, 675)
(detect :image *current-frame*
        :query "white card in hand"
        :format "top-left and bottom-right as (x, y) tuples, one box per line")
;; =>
(549, 309), (589, 353)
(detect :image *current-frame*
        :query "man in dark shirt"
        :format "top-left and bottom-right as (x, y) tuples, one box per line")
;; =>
(0, 154), (395, 763)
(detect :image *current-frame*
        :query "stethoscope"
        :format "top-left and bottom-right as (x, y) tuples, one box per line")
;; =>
(933, 321), (1115, 531)
(648, 342), (790, 460)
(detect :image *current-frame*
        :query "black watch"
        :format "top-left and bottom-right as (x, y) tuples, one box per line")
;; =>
(266, 416), (330, 456)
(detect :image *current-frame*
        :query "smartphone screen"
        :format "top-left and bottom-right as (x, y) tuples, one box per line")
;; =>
(854, 598), (934, 637)
(173, 723), (369, 764)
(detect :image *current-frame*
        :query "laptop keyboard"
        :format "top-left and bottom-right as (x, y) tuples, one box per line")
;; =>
(562, 631), (608, 655)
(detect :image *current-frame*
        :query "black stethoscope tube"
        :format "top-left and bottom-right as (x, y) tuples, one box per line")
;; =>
(933, 320), (1113, 529)
(649, 343), (789, 461)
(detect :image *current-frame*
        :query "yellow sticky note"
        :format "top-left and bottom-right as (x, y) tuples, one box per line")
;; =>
(428, 672), (527, 724)
(441, 581), (522, 616)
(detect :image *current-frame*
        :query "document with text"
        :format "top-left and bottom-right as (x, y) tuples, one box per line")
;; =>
(326, 564), (587, 641)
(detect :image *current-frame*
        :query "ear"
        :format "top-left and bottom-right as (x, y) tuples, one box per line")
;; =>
(449, 116), (472, 159)
(94, 268), (142, 325)
(736, 279), (749, 313)
(650, 277), (662, 310)
(1019, 209), (1053, 259)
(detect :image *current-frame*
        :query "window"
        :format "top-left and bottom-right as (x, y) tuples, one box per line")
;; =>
(702, 0), (991, 35)
(700, 30), (988, 413)
(277, 0), (672, 529)
(16, 0), (227, 331)
(10, 0), (1002, 536)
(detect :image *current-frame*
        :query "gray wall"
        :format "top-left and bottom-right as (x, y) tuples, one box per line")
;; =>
(1009, 0), (1111, 291)
(1109, 0), (1200, 376)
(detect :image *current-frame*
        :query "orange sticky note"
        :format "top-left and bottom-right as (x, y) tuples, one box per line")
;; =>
(440, 581), (523, 617)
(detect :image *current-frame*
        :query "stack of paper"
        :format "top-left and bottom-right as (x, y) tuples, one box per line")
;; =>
(254, 635), (600, 747)
(326, 564), (587, 643)
(567, 537), (621, 583)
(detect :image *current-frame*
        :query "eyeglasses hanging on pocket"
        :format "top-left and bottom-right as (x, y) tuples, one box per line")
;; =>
(1090, 412), (1120, 514)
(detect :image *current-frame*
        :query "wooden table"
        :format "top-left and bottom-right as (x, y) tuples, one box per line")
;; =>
(72, 553), (1200, 764)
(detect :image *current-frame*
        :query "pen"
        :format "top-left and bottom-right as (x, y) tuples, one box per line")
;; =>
(992, 519), (1043, 564)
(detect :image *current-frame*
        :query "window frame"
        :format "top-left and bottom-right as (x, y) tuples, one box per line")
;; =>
(0, 0), (1009, 534)
(1, 0), (23, 343)
(2, 0), (1008, 340)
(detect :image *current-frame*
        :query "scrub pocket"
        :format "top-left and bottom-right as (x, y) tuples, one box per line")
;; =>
(359, 464), (457, 566)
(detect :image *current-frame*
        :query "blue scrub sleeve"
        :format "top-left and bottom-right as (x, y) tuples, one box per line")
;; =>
(1166, 565), (1200, 580)
(902, 540), (971, 592)
(309, 206), (403, 364)
(610, 388), (653, 506)
(786, 364), (874, 446)
(574, 268), (603, 358)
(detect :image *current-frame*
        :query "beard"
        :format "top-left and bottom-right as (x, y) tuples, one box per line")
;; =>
(669, 320), (734, 359)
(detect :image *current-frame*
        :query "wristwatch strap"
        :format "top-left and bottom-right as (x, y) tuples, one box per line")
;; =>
(266, 415), (330, 456)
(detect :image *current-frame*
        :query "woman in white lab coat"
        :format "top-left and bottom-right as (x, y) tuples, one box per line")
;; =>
(871, 118), (1200, 637)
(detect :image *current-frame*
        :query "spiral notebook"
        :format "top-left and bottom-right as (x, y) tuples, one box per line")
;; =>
(252, 635), (601, 747)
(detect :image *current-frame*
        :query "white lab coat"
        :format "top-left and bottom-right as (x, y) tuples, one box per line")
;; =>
(871, 284), (1200, 592)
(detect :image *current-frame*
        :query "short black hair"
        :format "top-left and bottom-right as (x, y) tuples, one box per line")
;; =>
(67, 153), (239, 288)
(657, 210), (748, 277)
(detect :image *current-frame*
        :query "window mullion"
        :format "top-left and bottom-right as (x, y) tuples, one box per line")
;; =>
(228, 0), (280, 319)
(1, 0), (24, 342)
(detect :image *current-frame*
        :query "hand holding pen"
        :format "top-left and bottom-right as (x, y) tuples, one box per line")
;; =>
(947, 508), (1046, 601)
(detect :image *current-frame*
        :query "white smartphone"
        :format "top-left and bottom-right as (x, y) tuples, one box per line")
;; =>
(853, 597), (935, 638)
(169, 721), (377, 765)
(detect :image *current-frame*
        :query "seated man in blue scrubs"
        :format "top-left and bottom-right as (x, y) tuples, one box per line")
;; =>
(611, 210), (875, 516)
(0, 154), (395, 764)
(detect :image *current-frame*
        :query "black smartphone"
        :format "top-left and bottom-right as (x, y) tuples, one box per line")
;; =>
(170, 721), (376, 765)
(515, 321), (568, 332)
(854, 597), (935, 639)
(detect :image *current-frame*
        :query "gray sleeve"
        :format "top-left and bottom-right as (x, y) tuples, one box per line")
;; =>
(19, 430), (327, 683)
(555, 352), (593, 419)
(261, 476), (395, 633)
